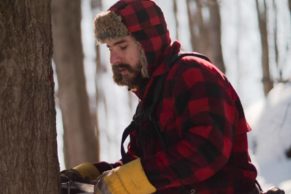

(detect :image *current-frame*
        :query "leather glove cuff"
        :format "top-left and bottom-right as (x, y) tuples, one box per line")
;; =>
(73, 162), (100, 180)
(103, 158), (156, 194)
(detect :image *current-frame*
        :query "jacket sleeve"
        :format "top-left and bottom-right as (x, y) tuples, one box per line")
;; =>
(94, 130), (139, 173)
(141, 60), (239, 191)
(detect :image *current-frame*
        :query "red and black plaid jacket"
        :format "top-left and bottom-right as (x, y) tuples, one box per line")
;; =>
(96, 1), (258, 193)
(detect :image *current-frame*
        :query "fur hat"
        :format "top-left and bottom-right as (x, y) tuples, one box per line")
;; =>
(94, 11), (129, 44)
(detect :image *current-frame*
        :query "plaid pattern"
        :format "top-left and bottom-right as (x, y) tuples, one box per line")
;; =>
(109, 0), (171, 76)
(96, 1), (258, 193)
(125, 42), (258, 194)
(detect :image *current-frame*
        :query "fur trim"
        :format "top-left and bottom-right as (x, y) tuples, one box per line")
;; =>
(94, 11), (129, 43)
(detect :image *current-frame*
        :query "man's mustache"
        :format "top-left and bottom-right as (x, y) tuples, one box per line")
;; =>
(116, 64), (130, 68)
(112, 64), (134, 73)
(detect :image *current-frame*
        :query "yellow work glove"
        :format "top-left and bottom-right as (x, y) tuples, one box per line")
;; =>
(94, 158), (156, 194)
(60, 162), (100, 183)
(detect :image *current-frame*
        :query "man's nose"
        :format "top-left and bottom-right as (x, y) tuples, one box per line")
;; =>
(110, 52), (122, 65)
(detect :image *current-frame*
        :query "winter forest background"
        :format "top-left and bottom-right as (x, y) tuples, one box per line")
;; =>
(56, 0), (291, 192)
(1, 0), (291, 193)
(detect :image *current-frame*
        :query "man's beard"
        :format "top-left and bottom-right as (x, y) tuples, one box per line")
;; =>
(112, 63), (145, 89)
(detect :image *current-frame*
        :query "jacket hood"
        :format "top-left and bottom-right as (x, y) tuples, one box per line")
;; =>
(94, 0), (171, 76)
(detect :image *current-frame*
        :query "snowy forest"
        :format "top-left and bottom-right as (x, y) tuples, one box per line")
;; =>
(1, 0), (291, 193)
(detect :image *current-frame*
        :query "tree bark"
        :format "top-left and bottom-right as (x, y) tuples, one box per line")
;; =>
(255, 0), (273, 95)
(52, 0), (98, 168)
(0, 0), (59, 193)
(208, 0), (226, 73)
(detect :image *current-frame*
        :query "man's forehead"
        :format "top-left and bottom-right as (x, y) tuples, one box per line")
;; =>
(105, 36), (134, 47)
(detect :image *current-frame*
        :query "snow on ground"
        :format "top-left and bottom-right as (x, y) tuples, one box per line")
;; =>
(246, 83), (291, 193)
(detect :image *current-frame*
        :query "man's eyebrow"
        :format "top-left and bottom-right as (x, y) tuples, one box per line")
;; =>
(107, 40), (127, 48)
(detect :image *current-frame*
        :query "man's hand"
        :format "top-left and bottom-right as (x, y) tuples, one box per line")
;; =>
(60, 169), (84, 183)
(60, 162), (100, 183)
(93, 159), (156, 194)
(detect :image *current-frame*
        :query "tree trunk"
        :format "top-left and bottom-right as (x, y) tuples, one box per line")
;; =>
(272, 0), (281, 82)
(186, 0), (207, 52)
(272, 0), (279, 67)
(52, 0), (98, 168)
(186, 0), (196, 50)
(208, 0), (226, 73)
(91, 0), (105, 163)
(186, 0), (225, 73)
(255, 0), (273, 95)
(235, 0), (242, 91)
(173, 0), (179, 40)
(196, 0), (210, 57)
(0, 0), (59, 193)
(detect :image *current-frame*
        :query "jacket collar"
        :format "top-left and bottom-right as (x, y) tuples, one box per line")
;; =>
(132, 41), (181, 100)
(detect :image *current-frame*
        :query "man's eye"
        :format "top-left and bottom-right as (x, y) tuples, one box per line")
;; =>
(120, 45), (128, 50)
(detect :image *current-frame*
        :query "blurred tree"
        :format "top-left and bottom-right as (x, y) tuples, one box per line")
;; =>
(208, 0), (225, 73)
(273, 0), (279, 66)
(173, 0), (179, 40)
(186, 0), (208, 54)
(272, 0), (281, 82)
(186, 0), (225, 72)
(91, 0), (106, 77)
(52, 0), (98, 168)
(91, 0), (102, 10)
(91, 0), (105, 163)
(234, 0), (243, 91)
(255, 0), (273, 95)
(0, 0), (59, 193)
